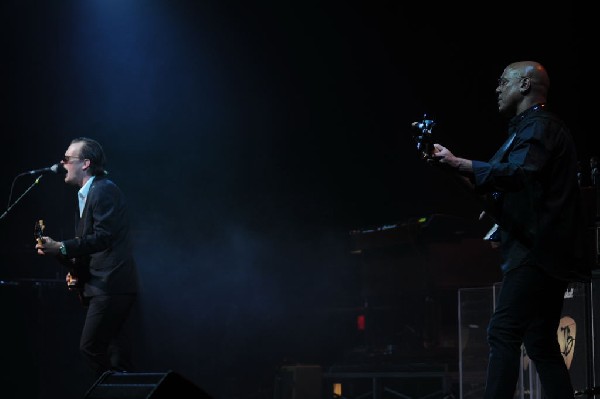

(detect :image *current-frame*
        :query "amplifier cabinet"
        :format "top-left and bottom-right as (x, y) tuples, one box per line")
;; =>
(458, 281), (595, 398)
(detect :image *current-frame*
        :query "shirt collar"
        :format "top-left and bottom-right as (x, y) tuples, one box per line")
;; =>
(78, 177), (96, 217)
(508, 103), (546, 130)
(79, 176), (96, 199)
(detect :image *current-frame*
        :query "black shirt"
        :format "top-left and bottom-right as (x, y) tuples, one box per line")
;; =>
(472, 104), (590, 281)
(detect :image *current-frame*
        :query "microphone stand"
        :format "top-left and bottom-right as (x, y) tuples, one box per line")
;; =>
(0, 174), (45, 221)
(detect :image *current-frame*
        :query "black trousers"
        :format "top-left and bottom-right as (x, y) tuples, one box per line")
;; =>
(80, 294), (137, 376)
(484, 265), (572, 399)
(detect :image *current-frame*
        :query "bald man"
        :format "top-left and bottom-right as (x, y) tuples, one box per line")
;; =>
(431, 61), (590, 398)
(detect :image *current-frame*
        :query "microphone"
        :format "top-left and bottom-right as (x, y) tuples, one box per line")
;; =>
(21, 163), (66, 176)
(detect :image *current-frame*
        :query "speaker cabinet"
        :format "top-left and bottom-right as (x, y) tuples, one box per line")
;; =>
(559, 282), (591, 394)
(84, 371), (212, 399)
(459, 281), (597, 398)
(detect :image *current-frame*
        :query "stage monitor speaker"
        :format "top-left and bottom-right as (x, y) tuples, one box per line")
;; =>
(84, 370), (212, 399)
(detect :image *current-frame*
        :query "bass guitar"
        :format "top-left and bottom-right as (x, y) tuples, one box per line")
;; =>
(410, 116), (500, 242)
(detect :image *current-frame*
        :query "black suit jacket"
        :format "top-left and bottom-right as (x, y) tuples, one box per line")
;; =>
(62, 176), (139, 297)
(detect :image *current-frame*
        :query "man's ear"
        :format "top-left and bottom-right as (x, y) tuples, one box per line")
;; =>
(519, 77), (531, 95)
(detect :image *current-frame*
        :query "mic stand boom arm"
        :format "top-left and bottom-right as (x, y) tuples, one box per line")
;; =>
(0, 174), (45, 221)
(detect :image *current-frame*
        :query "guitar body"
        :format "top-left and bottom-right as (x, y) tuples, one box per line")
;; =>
(65, 258), (90, 306)
(66, 271), (78, 290)
(35, 219), (90, 306)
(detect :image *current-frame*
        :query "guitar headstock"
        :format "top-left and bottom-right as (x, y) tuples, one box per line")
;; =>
(411, 114), (436, 160)
(34, 219), (45, 245)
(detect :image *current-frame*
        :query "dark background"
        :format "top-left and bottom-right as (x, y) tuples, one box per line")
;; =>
(0, 2), (583, 398)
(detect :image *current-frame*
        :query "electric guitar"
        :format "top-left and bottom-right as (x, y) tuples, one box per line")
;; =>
(35, 219), (89, 305)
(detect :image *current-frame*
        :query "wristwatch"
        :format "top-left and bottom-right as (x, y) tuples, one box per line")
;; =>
(59, 242), (67, 256)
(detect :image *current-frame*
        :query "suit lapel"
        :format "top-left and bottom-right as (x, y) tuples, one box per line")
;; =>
(77, 178), (98, 236)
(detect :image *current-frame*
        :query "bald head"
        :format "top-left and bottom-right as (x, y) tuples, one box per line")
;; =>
(509, 61), (550, 97)
(496, 61), (550, 116)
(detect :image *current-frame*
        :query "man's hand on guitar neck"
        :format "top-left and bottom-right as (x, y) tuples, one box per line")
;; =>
(35, 236), (64, 256)
(431, 143), (473, 173)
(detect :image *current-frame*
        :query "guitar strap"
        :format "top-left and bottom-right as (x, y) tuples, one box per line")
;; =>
(490, 132), (517, 164)
(480, 132), (517, 242)
(483, 131), (535, 248)
(489, 103), (545, 164)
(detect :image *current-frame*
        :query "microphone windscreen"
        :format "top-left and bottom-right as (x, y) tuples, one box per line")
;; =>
(51, 163), (67, 175)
